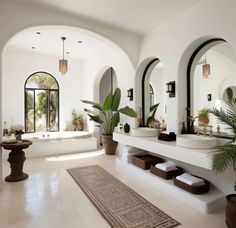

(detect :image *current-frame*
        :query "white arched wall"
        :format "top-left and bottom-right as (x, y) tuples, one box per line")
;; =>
(0, 23), (136, 190)
(138, 0), (236, 194)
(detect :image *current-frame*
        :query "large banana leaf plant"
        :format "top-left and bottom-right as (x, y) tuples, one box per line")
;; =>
(211, 87), (236, 191)
(81, 88), (137, 135)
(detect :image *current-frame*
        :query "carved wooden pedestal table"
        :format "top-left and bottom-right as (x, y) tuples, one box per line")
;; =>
(0, 140), (32, 182)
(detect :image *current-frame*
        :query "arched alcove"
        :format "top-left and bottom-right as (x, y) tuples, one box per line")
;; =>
(1, 25), (134, 134)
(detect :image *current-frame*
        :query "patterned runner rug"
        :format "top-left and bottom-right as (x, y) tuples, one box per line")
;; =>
(67, 165), (180, 228)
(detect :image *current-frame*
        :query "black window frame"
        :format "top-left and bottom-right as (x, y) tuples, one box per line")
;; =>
(24, 71), (60, 133)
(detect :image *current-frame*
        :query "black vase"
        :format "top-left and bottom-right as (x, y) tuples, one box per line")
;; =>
(124, 123), (130, 133)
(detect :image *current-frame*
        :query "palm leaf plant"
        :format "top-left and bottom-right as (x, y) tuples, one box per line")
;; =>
(211, 87), (236, 191)
(212, 87), (236, 227)
(81, 88), (137, 135)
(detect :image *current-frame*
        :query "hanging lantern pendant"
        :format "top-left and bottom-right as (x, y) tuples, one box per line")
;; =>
(59, 37), (68, 75)
(202, 53), (210, 78)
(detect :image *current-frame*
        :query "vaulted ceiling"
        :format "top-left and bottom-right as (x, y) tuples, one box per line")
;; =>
(19, 0), (205, 35)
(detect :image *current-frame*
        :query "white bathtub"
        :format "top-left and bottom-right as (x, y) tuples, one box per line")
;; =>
(2, 131), (97, 159)
(22, 131), (93, 141)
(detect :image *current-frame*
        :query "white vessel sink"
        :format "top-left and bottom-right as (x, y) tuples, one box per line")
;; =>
(131, 127), (159, 137)
(176, 134), (220, 149)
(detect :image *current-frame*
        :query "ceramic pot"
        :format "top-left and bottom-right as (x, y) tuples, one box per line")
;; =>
(124, 123), (130, 133)
(101, 135), (118, 155)
(225, 194), (236, 228)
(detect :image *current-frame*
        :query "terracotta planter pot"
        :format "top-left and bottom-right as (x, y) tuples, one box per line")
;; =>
(101, 135), (117, 155)
(226, 194), (236, 228)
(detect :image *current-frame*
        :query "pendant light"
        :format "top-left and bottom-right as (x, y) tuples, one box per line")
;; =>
(202, 53), (210, 78)
(59, 37), (68, 75)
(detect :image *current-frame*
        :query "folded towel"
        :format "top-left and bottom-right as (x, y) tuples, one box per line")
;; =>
(155, 161), (177, 172)
(176, 173), (205, 186)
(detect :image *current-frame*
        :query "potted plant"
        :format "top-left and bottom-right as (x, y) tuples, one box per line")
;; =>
(198, 108), (211, 126)
(72, 110), (84, 131)
(81, 88), (136, 155)
(211, 87), (236, 228)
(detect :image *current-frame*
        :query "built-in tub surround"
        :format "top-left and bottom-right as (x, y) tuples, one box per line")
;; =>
(2, 131), (97, 159)
(22, 131), (92, 141)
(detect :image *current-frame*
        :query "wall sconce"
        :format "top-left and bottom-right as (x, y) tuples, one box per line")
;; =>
(207, 94), (212, 101)
(166, 81), (175, 98)
(127, 88), (133, 101)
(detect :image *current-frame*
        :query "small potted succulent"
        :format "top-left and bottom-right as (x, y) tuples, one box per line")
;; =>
(72, 110), (84, 131)
(198, 108), (211, 126)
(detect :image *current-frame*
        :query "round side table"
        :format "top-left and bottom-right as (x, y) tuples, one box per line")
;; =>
(0, 140), (32, 182)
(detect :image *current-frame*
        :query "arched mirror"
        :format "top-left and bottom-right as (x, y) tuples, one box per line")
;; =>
(187, 38), (236, 137)
(142, 59), (166, 127)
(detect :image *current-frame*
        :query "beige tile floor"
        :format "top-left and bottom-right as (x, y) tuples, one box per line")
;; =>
(0, 150), (226, 228)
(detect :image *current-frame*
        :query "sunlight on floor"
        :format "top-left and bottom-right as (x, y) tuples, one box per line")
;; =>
(45, 150), (105, 161)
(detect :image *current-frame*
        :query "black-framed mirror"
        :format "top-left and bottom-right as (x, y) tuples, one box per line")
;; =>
(186, 38), (236, 137)
(141, 58), (166, 126)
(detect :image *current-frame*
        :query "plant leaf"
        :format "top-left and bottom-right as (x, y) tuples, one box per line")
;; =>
(111, 88), (121, 111)
(81, 100), (99, 106)
(103, 91), (113, 111)
(150, 103), (159, 113)
(92, 104), (104, 112)
(88, 114), (103, 124)
(210, 143), (236, 174)
(119, 106), (137, 118)
(110, 112), (120, 133)
(84, 108), (97, 116)
(227, 87), (233, 101)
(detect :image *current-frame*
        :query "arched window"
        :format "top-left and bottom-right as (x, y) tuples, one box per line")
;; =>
(25, 72), (59, 133)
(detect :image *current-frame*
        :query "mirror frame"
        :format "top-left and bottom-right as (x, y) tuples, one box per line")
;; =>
(186, 38), (226, 132)
(141, 58), (160, 126)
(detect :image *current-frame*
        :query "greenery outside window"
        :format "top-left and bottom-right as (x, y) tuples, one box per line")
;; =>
(25, 72), (59, 133)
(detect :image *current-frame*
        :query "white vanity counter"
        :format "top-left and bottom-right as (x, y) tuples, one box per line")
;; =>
(113, 132), (226, 213)
(113, 132), (213, 170)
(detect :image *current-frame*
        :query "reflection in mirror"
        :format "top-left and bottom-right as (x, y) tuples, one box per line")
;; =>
(190, 41), (236, 137)
(142, 59), (166, 127)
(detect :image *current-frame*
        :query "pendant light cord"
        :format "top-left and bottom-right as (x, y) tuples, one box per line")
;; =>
(61, 37), (66, 60)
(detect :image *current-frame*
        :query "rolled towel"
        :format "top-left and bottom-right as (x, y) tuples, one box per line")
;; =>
(155, 161), (177, 172)
(176, 173), (205, 186)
